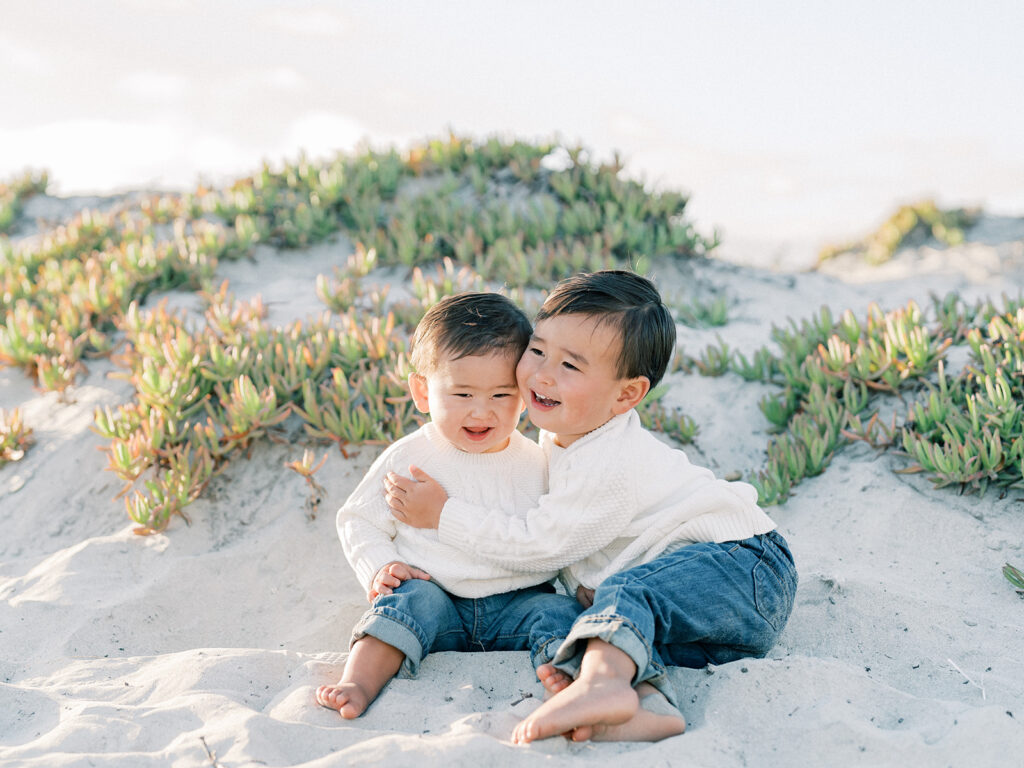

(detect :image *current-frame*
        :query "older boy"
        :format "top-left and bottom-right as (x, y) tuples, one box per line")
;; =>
(316, 292), (580, 719)
(386, 270), (797, 742)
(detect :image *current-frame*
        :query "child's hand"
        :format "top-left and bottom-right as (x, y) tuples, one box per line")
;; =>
(368, 561), (431, 602)
(384, 465), (448, 529)
(576, 585), (595, 608)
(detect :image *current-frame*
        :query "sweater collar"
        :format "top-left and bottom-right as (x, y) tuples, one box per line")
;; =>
(540, 410), (636, 453)
(421, 421), (522, 463)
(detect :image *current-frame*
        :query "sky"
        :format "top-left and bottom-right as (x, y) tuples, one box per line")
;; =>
(2, 0), (1023, 268)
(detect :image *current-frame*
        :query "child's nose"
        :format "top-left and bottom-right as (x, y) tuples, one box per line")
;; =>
(535, 362), (555, 385)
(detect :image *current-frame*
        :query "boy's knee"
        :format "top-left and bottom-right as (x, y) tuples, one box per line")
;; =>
(394, 577), (444, 596)
(378, 577), (449, 612)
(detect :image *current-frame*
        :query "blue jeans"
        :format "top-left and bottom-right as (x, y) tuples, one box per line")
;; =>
(551, 531), (798, 706)
(351, 579), (582, 678)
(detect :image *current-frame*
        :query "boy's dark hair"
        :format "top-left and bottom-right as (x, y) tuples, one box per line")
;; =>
(410, 292), (532, 373)
(536, 270), (676, 390)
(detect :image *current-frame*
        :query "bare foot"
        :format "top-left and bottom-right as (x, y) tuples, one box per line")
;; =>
(316, 681), (372, 719)
(315, 635), (404, 719)
(512, 674), (639, 743)
(536, 663), (572, 696)
(572, 685), (685, 742)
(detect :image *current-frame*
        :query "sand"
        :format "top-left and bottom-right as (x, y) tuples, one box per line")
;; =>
(2, 202), (1023, 767)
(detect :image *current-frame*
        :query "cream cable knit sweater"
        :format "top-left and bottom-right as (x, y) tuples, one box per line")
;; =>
(438, 409), (777, 594)
(337, 422), (556, 599)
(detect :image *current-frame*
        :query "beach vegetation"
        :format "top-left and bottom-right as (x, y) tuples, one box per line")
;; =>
(0, 133), (706, 532)
(818, 200), (980, 266)
(2, 135), (1019, 529)
(672, 294), (729, 328)
(0, 407), (33, 466)
(1004, 562), (1024, 594)
(732, 293), (1024, 505)
(731, 347), (777, 382)
(637, 384), (699, 445)
(0, 170), (48, 234)
(285, 447), (329, 517)
(693, 337), (732, 377)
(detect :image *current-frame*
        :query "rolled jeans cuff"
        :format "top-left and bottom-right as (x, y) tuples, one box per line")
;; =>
(550, 613), (677, 708)
(531, 634), (564, 669)
(350, 608), (425, 679)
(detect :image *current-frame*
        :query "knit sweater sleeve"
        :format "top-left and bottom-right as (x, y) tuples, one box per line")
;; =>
(336, 436), (414, 592)
(437, 433), (635, 572)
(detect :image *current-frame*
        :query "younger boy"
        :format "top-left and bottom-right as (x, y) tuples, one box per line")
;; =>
(316, 292), (580, 718)
(385, 270), (798, 742)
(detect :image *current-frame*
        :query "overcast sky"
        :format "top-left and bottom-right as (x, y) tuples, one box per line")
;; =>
(2, 0), (1022, 267)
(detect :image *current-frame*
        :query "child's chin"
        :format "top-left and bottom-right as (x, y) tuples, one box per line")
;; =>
(526, 411), (557, 430)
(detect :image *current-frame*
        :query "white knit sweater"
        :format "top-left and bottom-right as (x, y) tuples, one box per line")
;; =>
(438, 409), (777, 593)
(337, 422), (555, 598)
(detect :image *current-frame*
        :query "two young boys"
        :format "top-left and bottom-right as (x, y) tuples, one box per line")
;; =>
(384, 270), (798, 743)
(320, 270), (798, 743)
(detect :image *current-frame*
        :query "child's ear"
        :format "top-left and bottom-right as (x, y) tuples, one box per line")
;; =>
(612, 376), (651, 415)
(408, 373), (431, 414)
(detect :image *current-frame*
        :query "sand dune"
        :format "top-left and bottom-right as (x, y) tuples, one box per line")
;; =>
(2, 205), (1023, 766)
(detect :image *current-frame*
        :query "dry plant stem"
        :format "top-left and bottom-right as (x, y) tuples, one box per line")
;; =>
(198, 735), (224, 768)
(947, 658), (986, 700)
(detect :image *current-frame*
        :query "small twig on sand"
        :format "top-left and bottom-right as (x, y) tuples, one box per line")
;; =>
(200, 735), (224, 767)
(510, 691), (535, 707)
(947, 658), (986, 700)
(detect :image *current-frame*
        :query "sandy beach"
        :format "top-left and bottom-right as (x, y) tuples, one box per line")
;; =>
(2, 193), (1024, 767)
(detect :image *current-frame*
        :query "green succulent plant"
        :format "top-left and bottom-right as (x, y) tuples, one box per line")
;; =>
(1004, 563), (1024, 593)
(5, 135), (1019, 533)
(0, 407), (33, 466)
(818, 200), (980, 266)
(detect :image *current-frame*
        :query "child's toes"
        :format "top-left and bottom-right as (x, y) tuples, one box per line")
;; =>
(536, 664), (572, 694)
(316, 686), (338, 707)
(535, 663), (557, 681)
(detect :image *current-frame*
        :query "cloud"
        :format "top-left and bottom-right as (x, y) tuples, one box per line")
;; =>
(263, 67), (307, 92)
(259, 6), (349, 37)
(117, 71), (189, 102)
(280, 112), (365, 159)
(0, 33), (53, 75)
(0, 119), (183, 193)
(607, 111), (658, 142)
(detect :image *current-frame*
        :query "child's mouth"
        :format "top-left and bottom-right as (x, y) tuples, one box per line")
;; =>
(531, 391), (560, 408)
(462, 426), (493, 440)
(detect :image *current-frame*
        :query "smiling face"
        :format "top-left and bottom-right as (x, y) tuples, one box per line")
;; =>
(516, 313), (650, 448)
(409, 351), (525, 454)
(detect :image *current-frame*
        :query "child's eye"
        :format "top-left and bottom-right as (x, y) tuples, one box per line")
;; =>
(561, 361), (579, 371)
(528, 347), (543, 356)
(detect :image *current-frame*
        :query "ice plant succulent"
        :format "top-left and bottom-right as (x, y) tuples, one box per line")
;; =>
(6, 135), (1018, 534)
(285, 448), (329, 517)
(0, 407), (33, 466)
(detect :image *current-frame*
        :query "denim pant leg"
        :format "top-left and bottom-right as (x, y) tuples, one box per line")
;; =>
(552, 531), (797, 705)
(468, 584), (582, 669)
(350, 579), (468, 678)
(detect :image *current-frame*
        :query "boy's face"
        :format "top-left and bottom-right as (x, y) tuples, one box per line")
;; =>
(517, 313), (649, 448)
(409, 351), (525, 454)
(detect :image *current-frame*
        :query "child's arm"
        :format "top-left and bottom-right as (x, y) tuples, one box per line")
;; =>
(337, 447), (415, 597)
(338, 496), (407, 598)
(386, 461), (635, 573)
